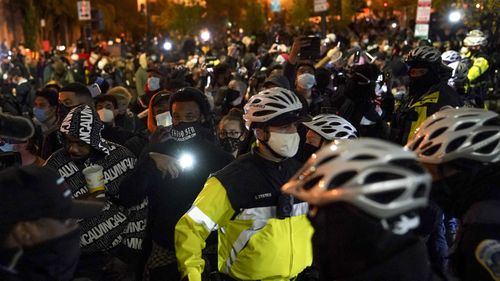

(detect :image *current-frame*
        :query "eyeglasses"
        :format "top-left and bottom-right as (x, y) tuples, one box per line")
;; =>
(219, 131), (242, 138)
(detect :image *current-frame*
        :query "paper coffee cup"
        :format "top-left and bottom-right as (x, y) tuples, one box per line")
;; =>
(82, 165), (105, 193)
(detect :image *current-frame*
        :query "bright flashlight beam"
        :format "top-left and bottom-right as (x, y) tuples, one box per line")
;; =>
(179, 153), (194, 170)
(200, 30), (211, 42)
(163, 41), (173, 51)
(448, 11), (461, 23)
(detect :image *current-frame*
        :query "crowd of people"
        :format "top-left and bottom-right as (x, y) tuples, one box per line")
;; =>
(0, 18), (499, 281)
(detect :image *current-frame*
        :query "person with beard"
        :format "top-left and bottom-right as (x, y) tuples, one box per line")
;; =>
(175, 87), (313, 281)
(283, 138), (437, 281)
(391, 46), (461, 145)
(58, 82), (94, 121)
(217, 108), (248, 158)
(406, 107), (500, 281)
(0, 165), (104, 281)
(44, 105), (147, 281)
(296, 114), (357, 162)
(118, 87), (233, 281)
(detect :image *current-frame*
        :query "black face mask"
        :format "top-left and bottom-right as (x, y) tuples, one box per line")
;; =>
(1, 228), (81, 281)
(409, 68), (440, 97)
(170, 121), (209, 143)
(219, 137), (240, 153)
(57, 105), (76, 121)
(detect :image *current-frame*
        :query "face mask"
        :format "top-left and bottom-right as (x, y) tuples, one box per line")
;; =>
(147, 77), (161, 92)
(297, 73), (316, 90)
(170, 122), (204, 142)
(155, 111), (172, 127)
(409, 67), (439, 96)
(0, 142), (14, 152)
(220, 137), (240, 153)
(267, 132), (300, 158)
(4, 228), (81, 281)
(58, 105), (75, 121)
(97, 108), (114, 123)
(33, 107), (48, 122)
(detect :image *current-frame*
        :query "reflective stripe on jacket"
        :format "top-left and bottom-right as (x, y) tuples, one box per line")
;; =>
(175, 154), (313, 281)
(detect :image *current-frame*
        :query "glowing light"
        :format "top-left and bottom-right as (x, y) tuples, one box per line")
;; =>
(179, 153), (195, 170)
(391, 22), (398, 29)
(448, 11), (461, 23)
(163, 41), (173, 51)
(56, 45), (66, 51)
(200, 30), (211, 42)
(107, 40), (114, 46)
(475, 3), (481, 8)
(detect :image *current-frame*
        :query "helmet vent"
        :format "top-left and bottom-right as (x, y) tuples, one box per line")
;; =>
(366, 188), (405, 204)
(328, 171), (357, 189)
(323, 128), (335, 134)
(483, 117), (500, 127)
(476, 140), (499, 154)
(455, 122), (475, 131)
(445, 136), (467, 153)
(413, 184), (427, 198)
(303, 176), (323, 190)
(423, 144), (441, 156)
(317, 155), (339, 166)
(472, 131), (497, 144)
(429, 127), (447, 140)
(314, 121), (327, 126)
(351, 154), (377, 161)
(335, 131), (348, 138)
(254, 110), (276, 117)
(267, 102), (286, 109)
(410, 136), (424, 151)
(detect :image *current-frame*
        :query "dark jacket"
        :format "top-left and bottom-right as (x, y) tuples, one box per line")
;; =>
(119, 136), (233, 250)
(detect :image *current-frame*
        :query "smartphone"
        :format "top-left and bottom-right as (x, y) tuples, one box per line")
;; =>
(87, 83), (102, 97)
(299, 36), (321, 60)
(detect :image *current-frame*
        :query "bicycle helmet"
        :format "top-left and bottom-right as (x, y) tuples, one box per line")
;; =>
(243, 87), (302, 129)
(303, 114), (358, 140)
(406, 107), (500, 164)
(406, 46), (442, 64)
(441, 50), (461, 65)
(451, 61), (469, 85)
(282, 138), (431, 219)
(463, 30), (487, 47)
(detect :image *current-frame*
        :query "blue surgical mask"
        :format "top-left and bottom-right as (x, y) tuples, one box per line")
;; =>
(147, 77), (161, 91)
(0, 142), (14, 152)
(33, 107), (48, 122)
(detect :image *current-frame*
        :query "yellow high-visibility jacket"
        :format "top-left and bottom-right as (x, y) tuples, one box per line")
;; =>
(175, 153), (314, 281)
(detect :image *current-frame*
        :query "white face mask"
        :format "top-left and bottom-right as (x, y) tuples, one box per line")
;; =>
(267, 132), (300, 158)
(147, 77), (161, 91)
(155, 111), (172, 127)
(97, 108), (114, 123)
(297, 73), (316, 90)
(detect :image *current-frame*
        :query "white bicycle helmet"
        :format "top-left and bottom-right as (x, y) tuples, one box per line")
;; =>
(406, 46), (442, 64)
(441, 50), (461, 65)
(283, 138), (431, 219)
(406, 107), (500, 164)
(303, 114), (358, 140)
(243, 87), (302, 129)
(463, 30), (487, 47)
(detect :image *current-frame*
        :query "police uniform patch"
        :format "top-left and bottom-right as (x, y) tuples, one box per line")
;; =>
(475, 239), (500, 281)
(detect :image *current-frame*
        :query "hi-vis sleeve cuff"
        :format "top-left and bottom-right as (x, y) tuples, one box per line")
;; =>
(187, 205), (217, 232)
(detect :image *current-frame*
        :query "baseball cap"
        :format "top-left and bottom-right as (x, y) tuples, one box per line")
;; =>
(0, 166), (104, 224)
